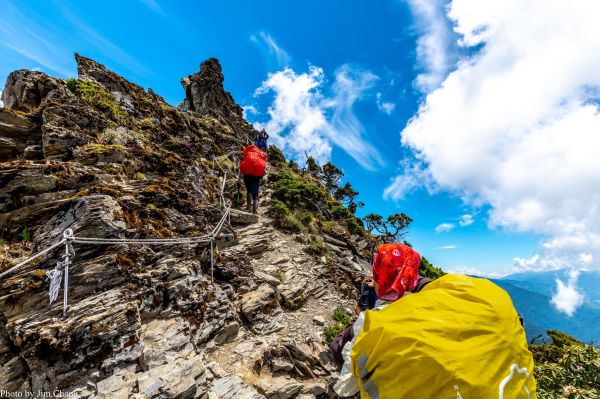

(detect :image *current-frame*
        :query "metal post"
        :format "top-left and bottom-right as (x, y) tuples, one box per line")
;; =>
(62, 265), (68, 319)
(210, 241), (214, 284)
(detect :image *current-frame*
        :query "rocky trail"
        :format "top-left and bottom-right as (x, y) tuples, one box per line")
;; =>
(0, 54), (367, 399)
(204, 191), (358, 399)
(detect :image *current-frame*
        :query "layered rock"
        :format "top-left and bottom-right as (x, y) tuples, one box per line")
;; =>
(180, 58), (254, 138)
(0, 54), (357, 399)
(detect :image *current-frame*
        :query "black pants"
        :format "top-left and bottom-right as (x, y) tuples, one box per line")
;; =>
(243, 175), (261, 199)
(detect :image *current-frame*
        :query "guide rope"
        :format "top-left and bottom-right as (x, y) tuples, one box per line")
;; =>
(0, 153), (237, 318)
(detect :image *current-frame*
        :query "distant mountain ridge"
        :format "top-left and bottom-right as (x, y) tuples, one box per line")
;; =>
(490, 270), (600, 344)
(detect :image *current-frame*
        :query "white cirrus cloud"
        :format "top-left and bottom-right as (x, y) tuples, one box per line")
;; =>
(406, 0), (457, 92)
(389, 0), (600, 274)
(250, 31), (291, 68)
(551, 270), (584, 317)
(435, 223), (455, 233)
(438, 245), (456, 249)
(252, 64), (384, 170)
(139, 0), (163, 14)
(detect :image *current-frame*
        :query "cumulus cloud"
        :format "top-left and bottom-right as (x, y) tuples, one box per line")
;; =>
(435, 223), (455, 233)
(551, 270), (584, 316)
(376, 92), (395, 114)
(459, 214), (474, 227)
(253, 65), (384, 170)
(406, 0), (456, 92)
(390, 0), (600, 272)
(250, 32), (291, 68)
(579, 253), (593, 265)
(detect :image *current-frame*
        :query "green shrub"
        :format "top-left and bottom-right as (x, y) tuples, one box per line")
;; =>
(268, 145), (286, 167)
(99, 126), (146, 147)
(346, 216), (363, 235)
(532, 334), (600, 398)
(66, 78), (130, 123)
(271, 169), (328, 213)
(135, 172), (147, 181)
(324, 307), (353, 344)
(21, 227), (31, 242)
(323, 324), (345, 344)
(547, 330), (582, 348)
(305, 235), (328, 256)
(333, 306), (352, 325)
(271, 199), (290, 219)
(66, 77), (78, 92)
(270, 199), (303, 231)
(272, 270), (284, 281)
(297, 210), (313, 226)
(420, 256), (445, 280)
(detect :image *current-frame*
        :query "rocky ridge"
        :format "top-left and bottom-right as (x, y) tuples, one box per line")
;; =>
(0, 55), (367, 398)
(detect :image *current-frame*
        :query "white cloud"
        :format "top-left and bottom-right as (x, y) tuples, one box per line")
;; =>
(446, 266), (504, 278)
(458, 214), (474, 227)
(579, 252), (593, 265)
(435, 223), (455, 233)
(406, 0), (456, 92)
(242, 105), (258, 119)
(250, 32), (291, 68)
(253, 65), (384, 170)
(0, 2), (148, 78)
(376, 92), (396, 114)
(551, 270), (584, 316)
(438, 245), (456, 249)
(0, 3), (72, 76)
(390, 0), (600, 272)
(383, 160), (434, 201)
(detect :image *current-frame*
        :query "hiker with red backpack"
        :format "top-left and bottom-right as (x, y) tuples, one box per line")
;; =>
(238, 144), (267, 214)
(333, 243), (536, 398)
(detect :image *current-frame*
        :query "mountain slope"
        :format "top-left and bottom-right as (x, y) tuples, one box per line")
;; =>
(0, 54), (374, 398)
(492, 279), (600, 345)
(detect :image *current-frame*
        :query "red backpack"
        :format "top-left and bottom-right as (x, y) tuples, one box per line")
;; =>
(240, 145), (267, 177)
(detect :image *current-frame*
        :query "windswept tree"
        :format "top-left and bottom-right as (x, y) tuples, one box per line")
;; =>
(304, 155), (322, 178)
(320, 162), (343, 194)
(363, 212), (413, 243)
(334, 182), (364, 214)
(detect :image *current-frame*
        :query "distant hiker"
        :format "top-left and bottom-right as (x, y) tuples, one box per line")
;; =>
(256, 130), (269, 151)
(238, 145), (267, 214)
(334, 243), (536, 399)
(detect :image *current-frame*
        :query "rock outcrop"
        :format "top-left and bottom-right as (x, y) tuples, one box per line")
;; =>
(0, 54), (358, 398)
(180, 58), (254, 138)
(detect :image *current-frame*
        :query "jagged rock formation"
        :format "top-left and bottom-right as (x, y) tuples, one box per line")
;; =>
(0, 55), (361, 398)
(180, 58), (254, 139)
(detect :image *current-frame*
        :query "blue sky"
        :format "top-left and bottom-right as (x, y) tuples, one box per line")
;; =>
(2, 0), (599, 283)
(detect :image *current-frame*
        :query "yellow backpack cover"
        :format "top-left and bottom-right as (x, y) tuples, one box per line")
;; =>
(351, 274), (536, 399)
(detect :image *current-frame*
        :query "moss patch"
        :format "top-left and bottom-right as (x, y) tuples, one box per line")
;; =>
(66, 78), (130, 124)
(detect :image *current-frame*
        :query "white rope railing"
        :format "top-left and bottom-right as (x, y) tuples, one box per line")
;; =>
(0, 153), (237, 318)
